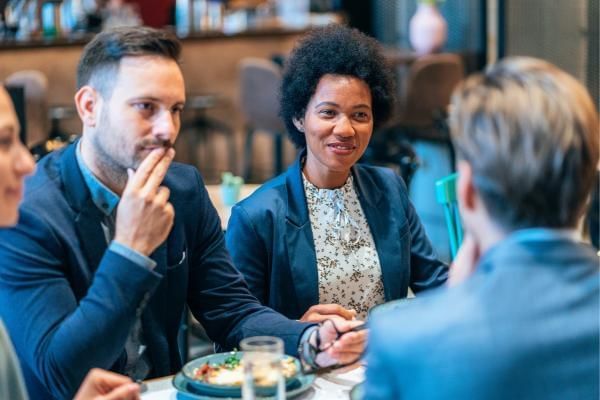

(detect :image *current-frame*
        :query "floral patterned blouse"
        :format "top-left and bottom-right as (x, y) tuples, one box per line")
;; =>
(303, 173), (385, 319)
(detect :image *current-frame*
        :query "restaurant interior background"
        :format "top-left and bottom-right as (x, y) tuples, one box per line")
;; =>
(0, 0), (598, 310)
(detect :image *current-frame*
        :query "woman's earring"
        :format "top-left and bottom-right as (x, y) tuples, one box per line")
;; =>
(293, 118), (305, 133)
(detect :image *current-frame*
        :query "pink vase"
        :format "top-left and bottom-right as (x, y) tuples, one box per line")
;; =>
(409, 4), (448, 55)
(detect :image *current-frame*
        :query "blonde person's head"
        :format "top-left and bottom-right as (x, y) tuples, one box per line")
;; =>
(449, 57), (599, 230)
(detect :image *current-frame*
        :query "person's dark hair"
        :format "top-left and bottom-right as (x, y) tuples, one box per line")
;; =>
(280, 24), (395, 148)
(450, 57), (599, 230)
(76, 26), (181, 97)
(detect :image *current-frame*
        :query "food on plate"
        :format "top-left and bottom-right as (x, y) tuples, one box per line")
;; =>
(192, 353), (298, 386)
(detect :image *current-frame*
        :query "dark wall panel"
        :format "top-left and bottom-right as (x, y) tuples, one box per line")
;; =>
(501, 0), (598, 110)
(368, 0), (486, 71)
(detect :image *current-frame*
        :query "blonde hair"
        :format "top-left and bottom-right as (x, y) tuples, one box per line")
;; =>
(450, 57), (599, 229)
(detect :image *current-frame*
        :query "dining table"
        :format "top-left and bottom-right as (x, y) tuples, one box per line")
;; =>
(143, 185), (370, 399)
(141, 365), (364, 400)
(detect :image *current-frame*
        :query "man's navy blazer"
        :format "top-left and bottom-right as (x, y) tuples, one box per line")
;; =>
(0, 143), (310, 399)
(225, 153), (448, 319)
(365, 233), (600, 399)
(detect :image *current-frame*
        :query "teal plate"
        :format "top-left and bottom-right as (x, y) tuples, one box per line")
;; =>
(172, 371), (315, 399)
(181, 352), (302, 397)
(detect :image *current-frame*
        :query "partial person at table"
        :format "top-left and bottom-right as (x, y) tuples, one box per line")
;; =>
(365, 57), (600, 399)
(0, 87), (140, 400)
(225, 25), (448, 322)
(0, 27), (364, 400)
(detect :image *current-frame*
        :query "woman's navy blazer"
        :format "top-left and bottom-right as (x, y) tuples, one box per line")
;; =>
(225, 153), (448, 319)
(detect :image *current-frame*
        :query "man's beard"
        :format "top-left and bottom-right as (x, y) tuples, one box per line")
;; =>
(92, 136), (174, 183)
(134, 138), (175, 163)
(90, 110), (137, 190)
(90, 110), (175, 190)
(90, 132), (131, 191)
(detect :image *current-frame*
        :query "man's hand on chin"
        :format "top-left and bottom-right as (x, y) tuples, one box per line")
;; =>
(114, 147), (175, 256)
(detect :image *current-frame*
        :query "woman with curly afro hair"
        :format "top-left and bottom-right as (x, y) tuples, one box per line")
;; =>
(226, 24), (447, 322)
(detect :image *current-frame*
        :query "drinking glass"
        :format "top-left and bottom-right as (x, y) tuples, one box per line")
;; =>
(240, 336), (285, 400)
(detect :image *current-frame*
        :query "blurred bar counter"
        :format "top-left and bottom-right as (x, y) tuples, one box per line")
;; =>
(0, 24), (313, 50)
(0, 25), (311, 176)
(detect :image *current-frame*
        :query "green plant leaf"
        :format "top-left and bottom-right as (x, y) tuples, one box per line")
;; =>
(221, 171), (243, 186)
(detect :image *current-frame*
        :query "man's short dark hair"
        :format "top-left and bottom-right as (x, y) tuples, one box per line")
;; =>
(76, 26), (181, 97)
(280, 24), (395, 148)
(450, 57), (599, 230)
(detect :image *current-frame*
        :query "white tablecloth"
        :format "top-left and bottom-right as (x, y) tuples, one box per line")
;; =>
(141, 367), (364, 400)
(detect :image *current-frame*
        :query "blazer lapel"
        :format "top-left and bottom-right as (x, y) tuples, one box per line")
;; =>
(353, 166), (404, 301)
(285, 153), (319, 313)
(146, 239), (169, 328)
(74, 206), (109, 275)
(150, 241), (168, 276)
(60, 142), (108, 274)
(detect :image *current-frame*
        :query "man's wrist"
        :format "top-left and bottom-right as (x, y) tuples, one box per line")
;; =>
(109, 241), (157, 270)
(113, 236), (151, 256)
(298, 326), (319, 370)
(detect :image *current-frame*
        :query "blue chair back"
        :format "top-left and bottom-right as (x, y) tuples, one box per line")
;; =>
(435, 173), (463, 259)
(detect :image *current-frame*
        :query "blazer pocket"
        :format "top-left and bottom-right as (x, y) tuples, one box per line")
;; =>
(167, 248), (187, 270)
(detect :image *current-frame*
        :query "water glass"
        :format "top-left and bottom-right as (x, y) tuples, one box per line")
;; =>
(241, 336), (285, 400)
